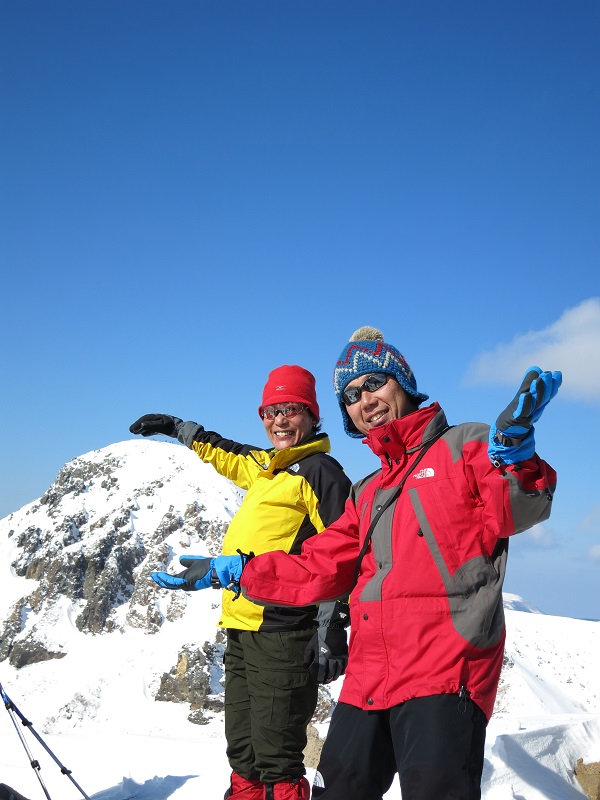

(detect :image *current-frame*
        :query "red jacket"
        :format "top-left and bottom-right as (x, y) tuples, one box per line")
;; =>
(241, 403), (557, 720)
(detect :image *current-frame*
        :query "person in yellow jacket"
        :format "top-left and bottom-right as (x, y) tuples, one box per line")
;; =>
(130, 365), (352, 800)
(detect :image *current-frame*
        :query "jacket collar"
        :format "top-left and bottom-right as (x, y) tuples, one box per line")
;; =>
(265, 432), (331, 472)
(365, 403), (447, 466)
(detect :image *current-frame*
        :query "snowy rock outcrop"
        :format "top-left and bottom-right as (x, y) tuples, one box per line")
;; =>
(0, 439), (244, 725)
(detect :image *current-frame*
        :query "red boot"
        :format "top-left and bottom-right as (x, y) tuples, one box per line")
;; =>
(224, 771), (265, 799)
(265, 777), (310, 800)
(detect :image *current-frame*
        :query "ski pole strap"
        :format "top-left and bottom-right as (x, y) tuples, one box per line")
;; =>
(350, 426), (452, 590)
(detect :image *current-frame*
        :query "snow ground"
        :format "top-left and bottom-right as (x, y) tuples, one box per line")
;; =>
(1, 601), (599, 800)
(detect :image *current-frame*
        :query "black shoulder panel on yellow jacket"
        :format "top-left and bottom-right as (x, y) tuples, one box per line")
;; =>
(290, 452), (352, 527)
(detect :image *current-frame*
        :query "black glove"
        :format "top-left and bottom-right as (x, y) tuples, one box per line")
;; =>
(129, 414), (183, 438)
(303, 600), (349, 684)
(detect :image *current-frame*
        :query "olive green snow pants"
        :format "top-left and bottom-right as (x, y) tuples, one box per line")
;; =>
(224, 628), (318, 784)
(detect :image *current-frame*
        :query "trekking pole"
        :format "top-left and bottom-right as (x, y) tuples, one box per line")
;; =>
(0, 682), (52, 800)
(0, 682), (91, 800)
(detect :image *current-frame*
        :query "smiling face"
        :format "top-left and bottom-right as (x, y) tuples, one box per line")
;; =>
(344, 373), (419, 436)
(263, 406), (316, 450)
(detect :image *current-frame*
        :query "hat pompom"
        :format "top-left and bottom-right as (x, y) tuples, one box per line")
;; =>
(349, 326), (384, 343)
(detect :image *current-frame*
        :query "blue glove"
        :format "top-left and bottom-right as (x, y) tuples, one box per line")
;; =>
(489, 366), (562, 466)
(152, 555), (217, 591)
(151, 551), (254, 594)
(211, 553), (250, 592)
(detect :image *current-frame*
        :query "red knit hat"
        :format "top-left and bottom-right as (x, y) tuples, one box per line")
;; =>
(259, 365), (320, 420)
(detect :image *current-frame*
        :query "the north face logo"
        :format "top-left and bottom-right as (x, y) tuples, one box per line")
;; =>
(414, 467), (435, 479)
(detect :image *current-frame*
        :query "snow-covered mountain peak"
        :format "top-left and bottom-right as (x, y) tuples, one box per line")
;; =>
(502, 592), (543, 614)
(0, 439), (244, 668)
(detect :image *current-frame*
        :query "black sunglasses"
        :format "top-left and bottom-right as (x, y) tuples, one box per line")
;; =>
(341, 373), (390, 406)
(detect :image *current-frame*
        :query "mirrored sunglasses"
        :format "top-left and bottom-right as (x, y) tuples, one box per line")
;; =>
(260, 402), (308, 420)
(341, 373), (390, 405)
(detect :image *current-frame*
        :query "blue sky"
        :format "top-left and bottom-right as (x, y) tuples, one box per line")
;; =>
(1, 1), (599, 620)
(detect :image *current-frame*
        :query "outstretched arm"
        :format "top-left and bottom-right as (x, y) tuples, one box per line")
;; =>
(241, 498), (361, 607)
(129, 413), (262, 488)
(460, 366), (561, 539)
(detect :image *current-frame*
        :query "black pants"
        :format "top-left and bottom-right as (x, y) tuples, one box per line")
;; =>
(224, 628), (318, 784)
(312, 696), (487, 800)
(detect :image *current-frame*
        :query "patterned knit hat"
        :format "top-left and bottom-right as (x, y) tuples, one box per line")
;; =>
(259, 365), (320, 420)
(333, 326), (428, 437)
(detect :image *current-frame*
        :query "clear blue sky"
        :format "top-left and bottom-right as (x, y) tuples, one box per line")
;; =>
(2, 1), (599, 620)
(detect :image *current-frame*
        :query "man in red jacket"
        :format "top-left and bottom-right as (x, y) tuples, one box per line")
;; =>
(206, 326), (561, 800)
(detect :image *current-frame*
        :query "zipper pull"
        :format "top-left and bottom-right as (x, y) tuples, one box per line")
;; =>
(458, 685), (471, 714)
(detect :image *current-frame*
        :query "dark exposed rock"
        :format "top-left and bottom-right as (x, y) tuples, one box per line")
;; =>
(312, 685), (335, 723)
(7, 635), (67, 669)
(149, 509), (185, 545)
(0, 601), (29, 662)
(156, 640), (225, 725)
(575, 759), (600, 800)
(304, 725), (325, 770)
(39, 457), (121, 515)
(156, 645), (209, 704)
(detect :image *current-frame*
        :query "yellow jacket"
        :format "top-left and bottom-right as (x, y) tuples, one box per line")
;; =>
(189, 429), (351, 631)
